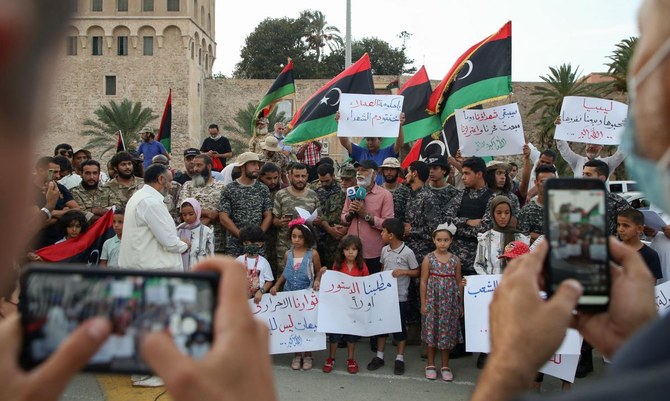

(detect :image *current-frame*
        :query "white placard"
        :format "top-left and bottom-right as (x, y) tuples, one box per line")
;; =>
(555, 96), (628, 145)
(317, 271), (401, 337)
(173, 284), (197, 303)
(110, 281), (133, 298)
(337, 94), (404, 138)
(464, 274), (582, 355)
(655, 280), (670, 315)
(455, 103), (525, 157)
(145, 283), (169, 305)
(539, 354), (581, 383)
(250, 289), (326, 354)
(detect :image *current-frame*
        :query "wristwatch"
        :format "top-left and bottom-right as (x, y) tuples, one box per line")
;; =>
(40, 207), (52, 219)
(259, 288), (266, 294)
(364, 214), (373, 223)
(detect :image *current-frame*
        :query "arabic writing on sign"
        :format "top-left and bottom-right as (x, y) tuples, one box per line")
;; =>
(338, 94), (404, 138)
(317, 271), (401, 337)
(249, 289), (326, 354)
(466, 278), (499, 298)
(554, 96), (628, 145)
(654, 281), (670, 315)
(455, 103), (525, 157)
(539, 354), (581, 383)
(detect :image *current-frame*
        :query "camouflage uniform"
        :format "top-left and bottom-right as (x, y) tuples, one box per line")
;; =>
(70, 184), (114, 212)
(248, 133), (270, 154)
(165, 180), (182, 223)
(318, 188), (347, 269)
(264, 186), (281, 277)
(259, 152), (289, 176)
(607, 192), (631, 235)
(428, 183), (460, 225)
(310, 181), (341, 266)
(104, 176), (144, 208)
(272, 188), (319, 275)
(518, 198), (544, 237)
(218, 180), (272, 256)
(404, 186), (440, 264)
(179, 179), (226, 252)
(384, 183), (411, 221)
(445, 187), (495, 276)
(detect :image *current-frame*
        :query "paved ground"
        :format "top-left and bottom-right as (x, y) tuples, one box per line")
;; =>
(61, 344), (605, 401)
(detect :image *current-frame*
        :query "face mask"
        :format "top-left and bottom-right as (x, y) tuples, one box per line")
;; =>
(622, 35), (670, 213)
(244, 243), (261, 255)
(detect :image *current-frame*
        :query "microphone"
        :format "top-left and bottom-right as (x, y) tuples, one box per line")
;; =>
(355, 186), (367, 200)
(346, 186), (357, 201)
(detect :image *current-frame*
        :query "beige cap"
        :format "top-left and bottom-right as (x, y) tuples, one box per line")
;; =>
(486, 160), (510, 170)
(235, 152), (261, 166)
(380, 157), (401, 169)
(139, 127), (154, 134)
(261, 136), (282, 152)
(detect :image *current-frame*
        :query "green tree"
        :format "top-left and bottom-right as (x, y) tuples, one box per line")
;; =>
(300, 10), (343, 62)
(233, 17), (310, 78)
(528, 64), (611, 152)
(222, 102), (287, 154)
(322, 36), (415, 76)
(605, 37), (638, 93)
(81, 99), (157, 156)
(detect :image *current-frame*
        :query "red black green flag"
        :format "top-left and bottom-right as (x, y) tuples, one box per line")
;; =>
(35, 208), (116, 264)
(156, 88), (172, 153)
(115, 130), (125, 152)
(253, 59), (295, 124)
(284, 53), (374, 145)
(427, 21), (512, 125)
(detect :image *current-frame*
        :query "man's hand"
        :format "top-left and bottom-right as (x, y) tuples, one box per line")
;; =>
(399, 112), (406, 125)
(522, 143), (531, 159)
(466, 219), (481, 227)
(0, 315), (110, 401)
(391, 269), (404, 278)
(403, 223), (411, 237)
(44, 181), (60, 210)
(573, 237), (656, 359)
(142, 257), (277, 401)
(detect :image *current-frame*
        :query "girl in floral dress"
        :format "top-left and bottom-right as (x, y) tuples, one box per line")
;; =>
(420, 222), (463, 382)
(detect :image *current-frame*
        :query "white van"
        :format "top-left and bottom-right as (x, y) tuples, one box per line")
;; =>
(608, 180), (638, 194)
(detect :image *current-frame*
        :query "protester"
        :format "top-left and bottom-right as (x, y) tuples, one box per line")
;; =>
(617, 208), (663, 281)
(426, 155), (460, 224)
(403, 161), (439, 264)
(296, 141), (322, 182)
(259, 136), (289, 185)
(70, 160), (113, 223)
(518, 165), (557, 243)
(174, 148), (199, 185)
(177, 198), (214, 271)
(557, 139), (626, 178)
(379, 157), (411, 221)
(137, 127), (169, 170)
(485, 160), (520, 222)
(200, 124), (232, 171)
(72, 149), (91, 175)
(236, 225), (274, 304)
(100, 207), (124, 268)
(56, 210), (88, 243)
(271, 122), (294, 158)
(315, 164), (353, 271)
(582, 159), (631, 235)
(104, 151), (144, 208)
(56, 154), (81, 189)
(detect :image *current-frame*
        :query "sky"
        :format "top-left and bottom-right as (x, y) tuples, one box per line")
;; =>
(213, 0), (642, 82)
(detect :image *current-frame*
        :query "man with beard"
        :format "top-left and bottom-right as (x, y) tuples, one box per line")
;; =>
(272, 163), (320, 273)
(138, 127), (169, 170)
(379, 157), (411, 221)
(317, 164), (355, 270)
(259, 136), (289, 185)
(174, 148), (199, 185)
(72, 149), (91, 175)
(218, 152), (273, 256)
(341, 160), (394, 274)
(105, 151), (144, 208)
(249, 117), (270, 154)
(179, 154), (226, 252)
(556, 139), (626, 178)
(426, 155), (459, 225)
(119, 163), (188, 270)
(54, 155), (81, 190)
(200, 124), (232, 171)
(403, 161), (439, 264)
(70, 160), (113, 223)
(259, 162), (283, 275)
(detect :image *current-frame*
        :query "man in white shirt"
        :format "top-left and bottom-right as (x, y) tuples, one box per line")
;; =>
(119, 163), (189, 272)
(556, 139), (626, 178)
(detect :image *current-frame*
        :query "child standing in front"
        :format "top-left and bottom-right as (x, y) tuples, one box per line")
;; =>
(101, 207), (124, 267)
(235, 225), (274, 304)
(321, 235), (369, 374)
(367, 219), (419, 375)
(420, 222), (463, 382)
(617, 208), (663, 281)
(177, 198), (214, 271)
(56, 210), (88, 243)
(270, 219), (322, 371)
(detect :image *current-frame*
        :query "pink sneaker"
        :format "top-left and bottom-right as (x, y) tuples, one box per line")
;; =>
(425, 366), (437, 380)
(291, 355), (302, 370)
(441, 367), (453, 381)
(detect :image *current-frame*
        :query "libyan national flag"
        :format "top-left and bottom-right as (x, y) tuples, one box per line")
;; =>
(428, 21), (512, 125)
(252, 59), (295, 132)
(35, 209), (116, 265)
(284, 53), (374, 145)
(156, 88), (172, 153)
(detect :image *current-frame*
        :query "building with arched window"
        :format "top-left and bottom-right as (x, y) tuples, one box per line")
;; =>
(48, 0), (216, 158)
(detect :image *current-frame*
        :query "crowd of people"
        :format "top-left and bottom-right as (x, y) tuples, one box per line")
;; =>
(1, 0), (670, 400)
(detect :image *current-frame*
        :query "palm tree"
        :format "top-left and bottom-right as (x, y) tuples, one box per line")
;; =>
(605, 37), (638, 93)
(300, 10), (343, 62)
(528, 64), (611, 150)
(82, 99), (157, 156)
(222, 102), (287, 154)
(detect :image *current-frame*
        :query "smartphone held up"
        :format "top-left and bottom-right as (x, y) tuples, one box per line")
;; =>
(19, 265), (219, 374)
(543, 178), (611, 311)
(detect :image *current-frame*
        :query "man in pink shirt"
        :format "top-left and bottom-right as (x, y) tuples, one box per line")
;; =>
(341, 159), (394, 274)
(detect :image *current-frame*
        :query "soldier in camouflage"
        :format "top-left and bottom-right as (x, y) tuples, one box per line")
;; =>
(179, 154), (227, 252)
(315, 164), (355, 269)
(259, 136), (289, 186)
(259, 162), (284, 276)
(425, 155), (460, 225)
(403, 161), (439, 264)
(272, 163), (320, 274)
(70, 160), (114, 223)
(582, 159), (631, 235)
(104, 151), (144, 208)
(218, 152), (273, 256)
(518, 165), (557, 242)
(379, 157), (411, 221)
(445, 157), (495, 276)
(248, 117), (270, 154)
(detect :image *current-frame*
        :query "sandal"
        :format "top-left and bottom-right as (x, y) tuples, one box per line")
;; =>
(425, 366), (437, 380)
(441, 367), (453, 382)
(291, 355), (302, 370)
(302, 356), (313, 370)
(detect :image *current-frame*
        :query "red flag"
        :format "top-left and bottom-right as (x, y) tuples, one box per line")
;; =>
(116, 130), (125, 152)
(156, 88), (172, 153)
(36, 209), (116, 265)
